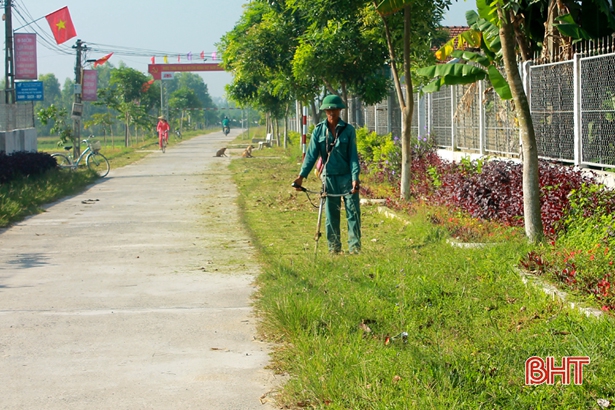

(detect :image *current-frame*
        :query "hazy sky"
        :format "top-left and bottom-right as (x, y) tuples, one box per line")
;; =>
(3, 0), (474, 99)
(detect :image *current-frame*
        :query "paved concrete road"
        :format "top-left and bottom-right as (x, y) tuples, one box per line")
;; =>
(0, 131), (279, 409)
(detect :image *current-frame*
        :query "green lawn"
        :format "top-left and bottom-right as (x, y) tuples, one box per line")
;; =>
(229, 142), (615, 409)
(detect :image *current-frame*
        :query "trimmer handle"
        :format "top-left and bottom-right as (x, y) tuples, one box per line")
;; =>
(291, 182), (307, 192)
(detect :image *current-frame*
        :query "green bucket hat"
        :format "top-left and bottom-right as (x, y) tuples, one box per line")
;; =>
(320, 95), (346, 110)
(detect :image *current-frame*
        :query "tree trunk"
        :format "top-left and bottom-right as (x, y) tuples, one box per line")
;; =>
(124, 112), (129, 147)
(341, 82), (349, 122)
(399, 5), (414, 201)
(379, 6), (406, 113)
(498, 5), (544, 243)
(284, 104), (288, 149)
(275, 117), (280, 146)
(310, 101), (319, 125)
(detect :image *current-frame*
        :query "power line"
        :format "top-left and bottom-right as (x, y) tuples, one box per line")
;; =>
(12, 0), (73, 55)
(86, 42), (219, 60)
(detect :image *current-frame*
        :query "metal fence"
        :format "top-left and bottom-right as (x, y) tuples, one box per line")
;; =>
(344, 37), (615, 169)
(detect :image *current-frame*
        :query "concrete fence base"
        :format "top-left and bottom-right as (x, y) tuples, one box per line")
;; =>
(0, 128), (37, 154)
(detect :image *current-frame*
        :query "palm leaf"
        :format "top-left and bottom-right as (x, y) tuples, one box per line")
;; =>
(554, 14), (592, 40)
(417, 63), (487, 87)
(450, 50), (491, 67)
(476, 0), (499, 26)
(487, 66), (512, 100)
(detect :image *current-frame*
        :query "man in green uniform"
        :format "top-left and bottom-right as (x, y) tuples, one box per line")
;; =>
(293, 95), (362, 254)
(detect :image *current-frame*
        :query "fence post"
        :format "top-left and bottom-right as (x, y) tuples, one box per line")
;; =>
(451, 85), (456, 150)
(479, 80), (485, 156)
(374, 104), (378, 134)
(301, 106), (307, 161)
(416, 93), (422, 139)
(573, 53), (582, 166)
(522, 60), (532, 159)
(387, 92), (393, 135)
(427, 92), (432, 138)
(296, 100), (301, 133)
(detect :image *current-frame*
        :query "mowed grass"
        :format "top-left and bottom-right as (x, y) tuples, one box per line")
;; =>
(229, 144), (615, 409)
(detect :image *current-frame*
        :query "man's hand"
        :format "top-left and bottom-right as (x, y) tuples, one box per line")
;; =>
(293, 176), (304, 191)
(351, 180), (360, 194)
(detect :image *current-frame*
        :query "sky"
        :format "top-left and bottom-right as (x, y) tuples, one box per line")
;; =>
(3, 0), (474, 99)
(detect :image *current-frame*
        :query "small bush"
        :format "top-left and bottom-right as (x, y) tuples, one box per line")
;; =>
(0, 151), (57, 184)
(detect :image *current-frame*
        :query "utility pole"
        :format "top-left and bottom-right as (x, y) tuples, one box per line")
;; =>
(72, 39), (85, 157)
(4, 0), (15, 104)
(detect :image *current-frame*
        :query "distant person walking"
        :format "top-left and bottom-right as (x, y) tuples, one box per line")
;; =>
(292, 95), (362, 254)
(157, 116), (170, 150)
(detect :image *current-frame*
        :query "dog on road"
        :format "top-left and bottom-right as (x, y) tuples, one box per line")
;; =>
(214, 147), (227, 157)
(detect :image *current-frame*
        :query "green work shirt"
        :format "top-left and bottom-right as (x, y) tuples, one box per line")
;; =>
(300, 119), (360, 182)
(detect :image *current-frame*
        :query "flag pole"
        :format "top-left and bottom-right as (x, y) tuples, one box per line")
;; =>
(13, 16), (45, 31)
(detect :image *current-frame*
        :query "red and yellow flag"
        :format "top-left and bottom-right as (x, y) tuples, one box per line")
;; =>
(45, 7), (77, 45)
(93, 53), (113, 67)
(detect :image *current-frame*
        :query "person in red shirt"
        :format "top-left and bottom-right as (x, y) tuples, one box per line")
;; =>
(157, 116), (170, 150)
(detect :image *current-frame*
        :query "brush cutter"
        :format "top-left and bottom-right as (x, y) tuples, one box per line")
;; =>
(292, 182), (352, 257)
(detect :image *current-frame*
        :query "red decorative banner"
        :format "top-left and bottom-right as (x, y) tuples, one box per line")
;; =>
(82, 70), (98, 101)
(147, 63), (224, 80)
(15, 33), (37, 80)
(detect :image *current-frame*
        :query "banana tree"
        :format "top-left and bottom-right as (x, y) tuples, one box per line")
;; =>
(418, 0), (544, 242)
(416, 10), (510, 100)
(375, 0), (451, 200)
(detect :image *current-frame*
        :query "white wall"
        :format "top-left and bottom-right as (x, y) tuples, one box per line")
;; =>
(0, 128), (37, 153)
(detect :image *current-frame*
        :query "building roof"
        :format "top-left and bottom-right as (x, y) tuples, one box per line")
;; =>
(432, 26), (473, 61)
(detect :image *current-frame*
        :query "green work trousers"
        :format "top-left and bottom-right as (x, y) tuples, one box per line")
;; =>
(323, 174), (361, 253)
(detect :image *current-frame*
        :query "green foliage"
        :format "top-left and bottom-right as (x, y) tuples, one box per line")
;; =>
(0, 169), (98, 227)
(96, 66), (159, 141)
(427, 165), (441, 188)
(37, 104), (73, 145)
(83, 112), (114, 136)
(559, 184), (615, 250)
(230, 149), (615, 408)
(355, 127), (400, 173)
(554, 0), (615, 40)
(219, 1), (297, 115)
(418, 9), (511, 100)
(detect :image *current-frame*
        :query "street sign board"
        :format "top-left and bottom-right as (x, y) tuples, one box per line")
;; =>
(16, 81), (44, 101)
(15, 33), (37, 80)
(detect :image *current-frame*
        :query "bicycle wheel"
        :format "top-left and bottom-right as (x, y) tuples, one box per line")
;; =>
(86, 152), (110, 177)
(162, 138), (167, 153)
(51, 153), (71, 169)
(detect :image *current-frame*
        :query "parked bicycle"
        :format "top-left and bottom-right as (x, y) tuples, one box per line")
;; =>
(51, 135), (110, 177)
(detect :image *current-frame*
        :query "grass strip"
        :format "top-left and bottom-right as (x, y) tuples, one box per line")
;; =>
(0, 169), (98, 227)
(230, 146), (615, 409)
(1, 130), (214, 228)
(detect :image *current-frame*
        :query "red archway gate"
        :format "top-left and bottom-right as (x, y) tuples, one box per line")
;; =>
(148, 63), (224, 80)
